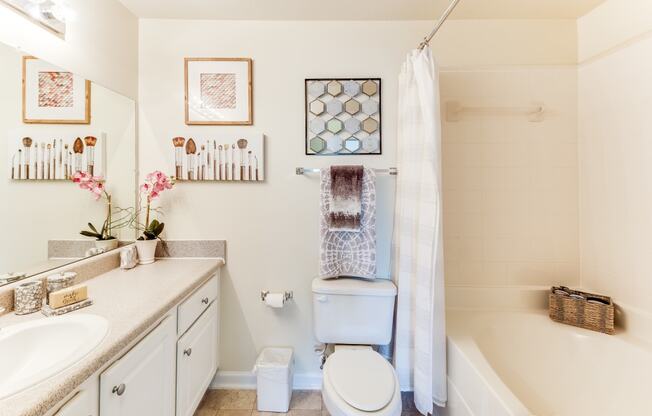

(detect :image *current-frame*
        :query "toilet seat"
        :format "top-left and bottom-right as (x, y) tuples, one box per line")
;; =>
(322, 349), (402, 416)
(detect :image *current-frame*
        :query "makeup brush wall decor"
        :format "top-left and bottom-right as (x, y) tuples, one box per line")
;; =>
(73, 137), (83, 174)
(224, 144), (229, 180)
(58, 139), (63, 178)
(84, 136), (97, 175)
(22, 137), (32, 179)
(67, 151), (72, 178)
(63, 144), (69, 179)
(248, 151), (252, 181)
(11, 154), (15, 179)
(206, 141), (211, 180)
(172, 137), (185, 179)
(213, 141), (217, 181)
(231, 144), (235, 181)
(217, 145), (223, 180)
(186, 138), (196, 180)
(46, 144), (51, 179)
(33, 142), (38, 179)
(237, 139), (248, 181)
(200, 144), (206, 180)
(52, 139), (57, 179)
(17, 148), (22, 179)
(168, 134), (263, 182)
(40, 143), (45, 179)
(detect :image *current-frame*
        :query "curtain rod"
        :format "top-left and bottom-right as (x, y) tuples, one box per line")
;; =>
(418, 0), (463, 50)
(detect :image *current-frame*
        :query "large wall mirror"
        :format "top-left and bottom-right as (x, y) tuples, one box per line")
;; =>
(0, 40), (136, 285)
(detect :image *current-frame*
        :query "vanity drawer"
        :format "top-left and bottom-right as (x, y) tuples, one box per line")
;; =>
(178, 274), (218, 336)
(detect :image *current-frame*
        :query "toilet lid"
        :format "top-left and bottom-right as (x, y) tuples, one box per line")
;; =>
(326, 349), (396, 412)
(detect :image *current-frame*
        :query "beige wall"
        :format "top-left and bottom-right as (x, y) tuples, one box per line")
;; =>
(578, 0), (652, 314)
(577, 0), (652, 63)
(0, 0), (138, 99)
(138, 19), (578, 380)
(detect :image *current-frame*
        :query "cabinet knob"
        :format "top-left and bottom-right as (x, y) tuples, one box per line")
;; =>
(201, 297), (209, 304)
(184, 348), (192, 357)
(112, 383), (126, 396)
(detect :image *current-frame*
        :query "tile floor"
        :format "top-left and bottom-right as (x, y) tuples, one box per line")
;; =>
(194, 389), (421, 416)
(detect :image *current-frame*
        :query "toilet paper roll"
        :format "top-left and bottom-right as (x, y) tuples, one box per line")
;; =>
(264, 293), (285, 308)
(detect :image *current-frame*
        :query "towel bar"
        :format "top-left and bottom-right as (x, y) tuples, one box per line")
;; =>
(296, 167), (398, 175)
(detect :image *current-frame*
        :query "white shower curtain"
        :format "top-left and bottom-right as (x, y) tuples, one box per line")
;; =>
(392, 48), (446, 414)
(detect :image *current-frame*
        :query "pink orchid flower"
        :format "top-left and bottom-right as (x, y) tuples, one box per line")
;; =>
(72, 172), (106, 201)
(140, 171), (174, 202)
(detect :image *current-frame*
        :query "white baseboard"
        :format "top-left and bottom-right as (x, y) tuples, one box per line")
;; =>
(210, 370), (322, 390)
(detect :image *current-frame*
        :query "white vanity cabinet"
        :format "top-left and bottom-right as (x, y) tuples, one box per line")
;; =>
(95, 273), (220, 416)
(176, 301), (219, 416)
(99, 316), (177, 416)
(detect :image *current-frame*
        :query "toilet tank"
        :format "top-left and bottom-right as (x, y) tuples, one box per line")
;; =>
(312, 278), (397, 345)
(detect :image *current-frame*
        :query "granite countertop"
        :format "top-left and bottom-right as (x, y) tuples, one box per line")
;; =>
(0, 258), (224, 416)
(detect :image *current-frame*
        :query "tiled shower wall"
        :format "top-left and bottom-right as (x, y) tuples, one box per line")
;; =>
(441, 68), (579, 287)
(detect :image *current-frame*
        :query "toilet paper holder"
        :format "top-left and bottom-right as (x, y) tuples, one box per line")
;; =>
(261, 290), (294, 302)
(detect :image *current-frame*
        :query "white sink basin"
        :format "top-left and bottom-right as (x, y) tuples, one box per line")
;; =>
(0, 314), (109, 399)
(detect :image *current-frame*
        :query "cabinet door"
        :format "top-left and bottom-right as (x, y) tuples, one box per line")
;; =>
(100, 316), (176, 416)
(54, 390), (95, 416)
(176, 301), (219, 416)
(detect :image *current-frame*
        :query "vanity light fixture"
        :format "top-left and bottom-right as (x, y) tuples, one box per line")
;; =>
(0, 0), (70, 37)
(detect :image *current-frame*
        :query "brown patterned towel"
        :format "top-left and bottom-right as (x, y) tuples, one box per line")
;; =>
(328, 165), (364, 231)
(320, 167), (376, 279)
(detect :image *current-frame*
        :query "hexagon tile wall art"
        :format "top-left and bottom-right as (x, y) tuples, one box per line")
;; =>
(305, 78), (381, 155)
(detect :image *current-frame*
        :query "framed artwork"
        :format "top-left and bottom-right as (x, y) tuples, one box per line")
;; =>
(305, 78), (381, 155)
(22, 56), (91, 124)
(184, 58), (253, 125)
(171, 133), (264, 182)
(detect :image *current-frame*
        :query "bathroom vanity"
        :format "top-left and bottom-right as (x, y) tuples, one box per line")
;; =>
(0, 257), (223, 416)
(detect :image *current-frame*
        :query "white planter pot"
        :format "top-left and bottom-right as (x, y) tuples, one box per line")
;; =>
(95, 239), (119, 252)
(135, 240), (158, 265)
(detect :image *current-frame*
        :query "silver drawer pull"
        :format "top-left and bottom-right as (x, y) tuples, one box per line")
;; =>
(184, 348), (192, 357)
(201, 297), (209, 304)
(112, 383), (126, 396)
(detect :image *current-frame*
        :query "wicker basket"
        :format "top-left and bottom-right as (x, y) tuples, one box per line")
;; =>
(548, 286), (615, 335)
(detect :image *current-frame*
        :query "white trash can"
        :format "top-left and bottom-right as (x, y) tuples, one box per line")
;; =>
(254, 347), (294, 412)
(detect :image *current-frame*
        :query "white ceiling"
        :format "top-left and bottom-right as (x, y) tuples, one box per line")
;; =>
(117, 0), (606, 20)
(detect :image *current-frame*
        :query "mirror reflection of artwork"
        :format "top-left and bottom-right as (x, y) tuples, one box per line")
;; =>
(0, 41), (137, 281)
(7, 134), (105, 181)
(185, 57), (253, 125)
(22, 56), (91, 124)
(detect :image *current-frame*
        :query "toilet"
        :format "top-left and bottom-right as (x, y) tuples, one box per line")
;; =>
(312, 278), (401, 416)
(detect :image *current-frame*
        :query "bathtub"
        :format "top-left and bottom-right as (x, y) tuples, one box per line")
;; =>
(437, 288), (652, 416)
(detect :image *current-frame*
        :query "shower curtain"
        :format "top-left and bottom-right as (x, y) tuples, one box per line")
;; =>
(392, 48), (446, 414)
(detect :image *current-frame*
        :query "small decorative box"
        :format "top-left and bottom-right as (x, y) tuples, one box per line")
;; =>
(46, 272), (77, 304)
(14, 281), (44, 315)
